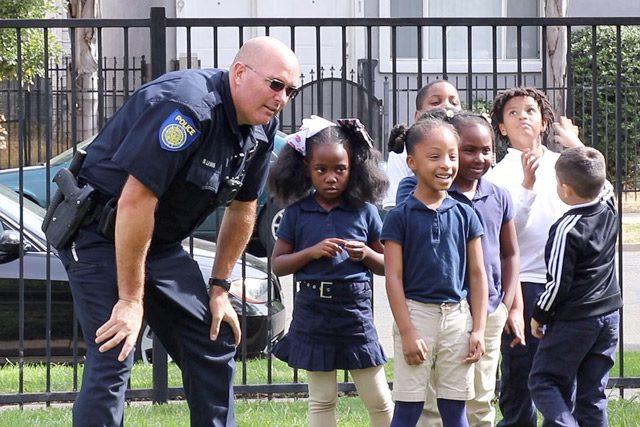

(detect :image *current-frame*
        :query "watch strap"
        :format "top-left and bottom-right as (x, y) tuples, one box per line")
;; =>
(208, 277), (232, 292)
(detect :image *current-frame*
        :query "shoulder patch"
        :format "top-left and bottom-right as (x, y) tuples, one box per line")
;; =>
(158, 109), (201, 151)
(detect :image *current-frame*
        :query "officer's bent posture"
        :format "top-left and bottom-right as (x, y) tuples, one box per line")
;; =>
(51, 36), (300, 427)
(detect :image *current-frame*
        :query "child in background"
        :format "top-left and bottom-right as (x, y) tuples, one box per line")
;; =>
(268, 116), (393, 427)
(529, 146), (622, 426)
(484, 87), (583, 427)
(382, 110), (488, 427)
(383, 79), (462, 210)
(395, 110), (524, 427)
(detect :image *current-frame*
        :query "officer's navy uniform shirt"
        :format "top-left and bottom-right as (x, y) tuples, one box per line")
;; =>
(79, 69), (276, 244)
(448, 179), (515, 313)
(276, 195), (382, 282)
(381, 195), (483, 304)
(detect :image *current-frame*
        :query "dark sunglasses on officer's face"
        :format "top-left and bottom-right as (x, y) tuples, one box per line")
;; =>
(244, 63), (299, 99)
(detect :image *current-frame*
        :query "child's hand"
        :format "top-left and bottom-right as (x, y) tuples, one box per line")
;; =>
(531, 318), (545, 339)
(504, 307), (526, 348)
(521, 149), (539, 189)
(309, 238), (347, 259)
(520, 148), (539, 190)
(464, 331), (485, 363)
(552, 116), (583, 148)
(400, 329), (429, 366)
(343, 240), (367, 261)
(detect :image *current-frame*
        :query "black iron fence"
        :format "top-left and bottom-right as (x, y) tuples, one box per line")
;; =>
(0, 9), (639, 407)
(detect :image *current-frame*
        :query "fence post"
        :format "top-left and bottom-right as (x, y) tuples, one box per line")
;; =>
(150, 7), (167, 80)
(149, 6), (169, 405)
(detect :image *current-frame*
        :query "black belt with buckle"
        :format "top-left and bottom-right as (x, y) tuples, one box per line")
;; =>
(297, 280), (369, 299)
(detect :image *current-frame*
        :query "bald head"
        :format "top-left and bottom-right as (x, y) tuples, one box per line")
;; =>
(233, 36), (298, 71)
(230, 36), (301, 125)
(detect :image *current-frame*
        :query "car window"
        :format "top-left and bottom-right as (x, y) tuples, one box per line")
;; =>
(48, 137), (95, 166)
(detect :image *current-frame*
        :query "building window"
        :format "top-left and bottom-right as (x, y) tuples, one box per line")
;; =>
(380, 0), (541, 73)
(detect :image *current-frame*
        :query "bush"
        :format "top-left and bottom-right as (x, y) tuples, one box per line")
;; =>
(570, 26), (640, 190)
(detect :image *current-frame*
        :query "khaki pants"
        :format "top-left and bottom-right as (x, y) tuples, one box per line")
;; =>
(418, 304), (508, 427)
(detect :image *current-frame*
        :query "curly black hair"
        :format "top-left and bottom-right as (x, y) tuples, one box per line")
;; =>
(490, 87), (555, 149)
(268, 125), (388, 208)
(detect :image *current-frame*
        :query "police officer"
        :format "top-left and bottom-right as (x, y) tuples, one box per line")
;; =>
(58, 36), (300, 426)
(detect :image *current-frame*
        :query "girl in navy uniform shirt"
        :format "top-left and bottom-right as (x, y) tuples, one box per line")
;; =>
(382, 112), (488, 427)
(268, 116), (393, 427)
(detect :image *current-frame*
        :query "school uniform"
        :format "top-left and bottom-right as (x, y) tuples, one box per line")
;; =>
(450, 179), (515, 427)
(272, 195), (387, 371)
(59, 69), (275, 427)
(485, 146), (569, 427)
(381, 195), (483, 402)
(529, 196), (622, 426)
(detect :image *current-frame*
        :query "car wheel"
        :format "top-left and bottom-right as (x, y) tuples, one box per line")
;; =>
(134, 323), (173, 364)
(258, 198), (284, 256)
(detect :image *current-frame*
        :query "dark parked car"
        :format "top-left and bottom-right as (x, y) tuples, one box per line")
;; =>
(0, 133), (287, 256)
(0, 184), (285, 363)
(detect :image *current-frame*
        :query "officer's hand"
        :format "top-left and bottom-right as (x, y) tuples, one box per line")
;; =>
(209, 287), (241, 345)
(95, 298), (144, 362)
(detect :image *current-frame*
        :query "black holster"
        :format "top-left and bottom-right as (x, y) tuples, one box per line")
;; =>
(42, 150), (96, 250)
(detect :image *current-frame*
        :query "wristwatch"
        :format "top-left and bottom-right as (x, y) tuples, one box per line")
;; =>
(209, 277), (232, 292)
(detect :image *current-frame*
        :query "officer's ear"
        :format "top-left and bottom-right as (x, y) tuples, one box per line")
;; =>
(231, 62), (248, 85)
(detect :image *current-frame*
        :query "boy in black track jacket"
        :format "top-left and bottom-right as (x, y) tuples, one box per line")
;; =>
(528, 146), (622, 427)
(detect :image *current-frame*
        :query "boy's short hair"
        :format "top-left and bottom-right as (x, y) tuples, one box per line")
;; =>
(555, 146), (606, 200)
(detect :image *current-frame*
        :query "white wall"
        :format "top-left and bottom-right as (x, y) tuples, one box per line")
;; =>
(568, 0), (640, 16)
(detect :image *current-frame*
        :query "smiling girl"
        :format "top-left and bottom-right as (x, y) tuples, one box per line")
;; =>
(382, 110), (488, 427)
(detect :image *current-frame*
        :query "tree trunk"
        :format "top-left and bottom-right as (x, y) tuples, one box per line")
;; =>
(545, 0), (569, 118)
(68, 0), (101, 140)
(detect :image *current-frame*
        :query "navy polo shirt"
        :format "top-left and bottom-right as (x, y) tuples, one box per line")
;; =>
(277, 195), (382, 282)
(79, 69), (276, 244)
(381, 195), (483, 304)
(449, 179), (515, 313)
(395, 174), (417, 206)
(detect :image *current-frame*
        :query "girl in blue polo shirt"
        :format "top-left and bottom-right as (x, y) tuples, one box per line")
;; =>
(381, 111), (488, 427)
(394, 110), (524, 426)
(268, 116), (393, 427)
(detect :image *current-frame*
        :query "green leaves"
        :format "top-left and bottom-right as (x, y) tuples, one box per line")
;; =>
(571, 26), (640, 190)
(0, 0), (62, 85)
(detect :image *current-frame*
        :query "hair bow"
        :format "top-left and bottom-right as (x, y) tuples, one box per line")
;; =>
(336, 118), (374, 149)
(284, 115), (336, 155)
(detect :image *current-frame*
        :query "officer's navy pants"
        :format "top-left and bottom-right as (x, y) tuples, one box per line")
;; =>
(497, 282), (544, 427)
(59, 225), (236, 427)
(529, 310), (619, 427)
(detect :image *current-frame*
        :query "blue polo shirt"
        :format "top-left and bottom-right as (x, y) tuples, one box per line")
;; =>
(381, 195), (483, 304)
(277, 195), (382, 282)
(449, 179), (514, 313)
(79, 69), (276, 244)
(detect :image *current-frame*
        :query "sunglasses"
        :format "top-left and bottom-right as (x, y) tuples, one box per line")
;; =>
(244, 63), (299, 99)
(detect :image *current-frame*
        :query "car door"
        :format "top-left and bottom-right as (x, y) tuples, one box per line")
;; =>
(0, 213), (80, 362)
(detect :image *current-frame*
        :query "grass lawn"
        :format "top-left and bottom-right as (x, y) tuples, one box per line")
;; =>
(2, 354), (640, 426)
(623, 222), (640, 244)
